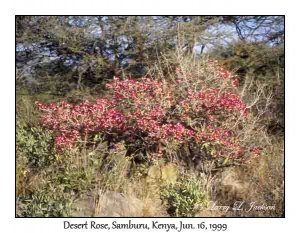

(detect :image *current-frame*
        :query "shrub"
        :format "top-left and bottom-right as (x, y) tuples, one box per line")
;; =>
(16, 162), (97, 217)
(160, 175), (208, 217)
(16, 122), (55, 168)
(17, 182), (74, 217)
(35, 58), (261, 165)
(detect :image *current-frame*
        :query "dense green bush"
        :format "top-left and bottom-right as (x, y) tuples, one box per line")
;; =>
(161, 175), (208, 217)
(16, 123), (55, 168)
(17, 181), (74, 217)
(16, 164), (96, 217)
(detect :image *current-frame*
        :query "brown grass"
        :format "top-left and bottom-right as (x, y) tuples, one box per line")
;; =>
(209, 135), (284, 217)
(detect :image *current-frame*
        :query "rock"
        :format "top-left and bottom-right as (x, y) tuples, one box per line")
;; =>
(72, 193), (95, 217)
(220, 168), (246, 194)
(72, 191), (144, 217)
(147, 163), (178, 183)
(96, 191), (144, 217)
(147, 165), (161, 180)
(161, 164), (178, 183)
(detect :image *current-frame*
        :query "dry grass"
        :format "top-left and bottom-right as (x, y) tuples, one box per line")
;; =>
(209, 135), (284, 217)
(126, 179), (168, 217)
(93, 171), (168, 217)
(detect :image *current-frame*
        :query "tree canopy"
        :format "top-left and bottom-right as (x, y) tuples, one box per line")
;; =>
(16, 16), (284, 95)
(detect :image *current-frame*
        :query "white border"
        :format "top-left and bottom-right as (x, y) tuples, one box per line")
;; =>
(1, 0), (299, 232)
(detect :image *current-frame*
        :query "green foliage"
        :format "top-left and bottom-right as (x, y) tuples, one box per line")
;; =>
(17, 182), (74, 217)
(160, 175), (208, 217)
(17, 164), (97, 217)
(212, 42), (284, 81)
(16, 123), (55, 168)
(53, 168), (95, 194)
(16, 163), (30, 196)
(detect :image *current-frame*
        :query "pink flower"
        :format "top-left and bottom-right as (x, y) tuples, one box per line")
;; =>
(35, 61), (253, 162)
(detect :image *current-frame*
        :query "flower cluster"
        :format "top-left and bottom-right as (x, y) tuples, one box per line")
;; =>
(105, 77), (168, 105)
(195, 126), (244, 158)
(36, 61), (259, 162)
(251, 147), (261, 158)
(153, 123), (195, 142)
(182, 88), (248, 117)
(208, 59), (240, 87)
(35, 98), (125, 151)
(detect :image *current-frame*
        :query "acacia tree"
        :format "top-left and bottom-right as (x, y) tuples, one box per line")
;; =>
(221, 16), (284, 45)
(16, 16), (222, 92)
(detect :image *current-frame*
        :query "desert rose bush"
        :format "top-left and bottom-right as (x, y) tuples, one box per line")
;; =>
(35, 58), (261, 164)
